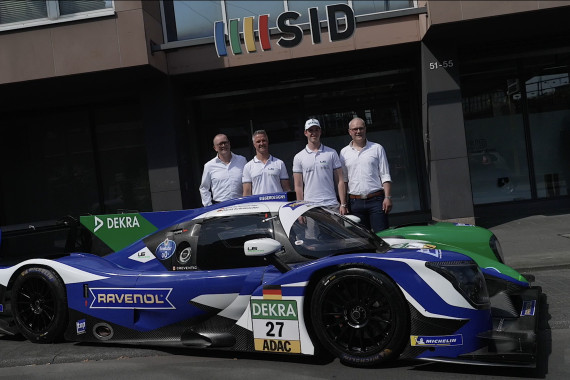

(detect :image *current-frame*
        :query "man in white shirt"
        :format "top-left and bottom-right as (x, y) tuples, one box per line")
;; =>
(243, 130), (291, 195)
(293, 118), (347, 214)
(199, 134), (247, 206)
(340, 117), (392, 231)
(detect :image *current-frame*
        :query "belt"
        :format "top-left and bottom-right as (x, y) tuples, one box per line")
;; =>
(349, 190), (384, 200)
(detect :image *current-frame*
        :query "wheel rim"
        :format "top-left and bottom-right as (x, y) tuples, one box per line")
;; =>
(319, 275), (395, 355)
(14, 277), (57, 333)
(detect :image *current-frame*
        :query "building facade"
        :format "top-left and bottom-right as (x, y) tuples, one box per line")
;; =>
(1, 0), (569, 228)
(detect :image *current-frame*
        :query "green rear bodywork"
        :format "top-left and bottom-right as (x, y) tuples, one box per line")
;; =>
(377, 222), (529, 283)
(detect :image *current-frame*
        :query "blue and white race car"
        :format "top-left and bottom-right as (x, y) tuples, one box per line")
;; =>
(0, 193), (540, 367)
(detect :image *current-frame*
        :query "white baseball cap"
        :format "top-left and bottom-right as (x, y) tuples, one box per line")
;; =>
(305, 118), (321, 130)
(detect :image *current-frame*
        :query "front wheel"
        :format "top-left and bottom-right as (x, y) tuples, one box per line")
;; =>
(11, 267), (68, 343)
(310, 268), (409, 367)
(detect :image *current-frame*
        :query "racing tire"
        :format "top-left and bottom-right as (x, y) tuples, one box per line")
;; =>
(310, 268), (409, 367)
(11, 267), (68, 343)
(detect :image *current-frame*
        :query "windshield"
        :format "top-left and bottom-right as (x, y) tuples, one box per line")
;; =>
(287, 208), (389, 259)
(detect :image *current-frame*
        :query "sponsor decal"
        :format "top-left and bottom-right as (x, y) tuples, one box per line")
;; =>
(262, 285), (282, 300)
(283, 201), (306, 210)
(410, 334), (463, 347)
(251, 298), (301, 354)
(80, 213), (158, 252)
(172, 266), (197, 271)
(128, 247), (155, 263)
(422, 244), (437, 249)
(89, 288), (175, 309)
(417, 248), (442, 259)
(156, 239), (176, 260)
(259, 194), (287, 201)
(521, 300), (536, 316)
(76, 319), (86, 335)
(454, 223), (475, 227)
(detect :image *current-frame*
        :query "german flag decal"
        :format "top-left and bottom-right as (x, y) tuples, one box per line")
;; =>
(262, 285), (282, 300)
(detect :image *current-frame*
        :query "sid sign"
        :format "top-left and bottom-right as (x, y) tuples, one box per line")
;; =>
(214, 4), (355, 57)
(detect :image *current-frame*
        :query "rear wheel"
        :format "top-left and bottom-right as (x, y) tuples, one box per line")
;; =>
(11, 267), (68, 343)
(310, 268), (409, 367)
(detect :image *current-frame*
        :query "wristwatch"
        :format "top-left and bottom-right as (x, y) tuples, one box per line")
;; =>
(385, 196), (392, 199)
(340, 204), (347, 208)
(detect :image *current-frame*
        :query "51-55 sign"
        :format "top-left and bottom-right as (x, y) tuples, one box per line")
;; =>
(429, 59), (454, 70)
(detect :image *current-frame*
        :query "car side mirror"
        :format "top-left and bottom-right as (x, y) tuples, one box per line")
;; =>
(244, 238), (283, 257)
(244, 238), (290, 273)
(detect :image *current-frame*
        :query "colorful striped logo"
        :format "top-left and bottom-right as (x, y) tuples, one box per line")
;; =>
(262, 285), (283, 300)
(214, 4), (355, 57)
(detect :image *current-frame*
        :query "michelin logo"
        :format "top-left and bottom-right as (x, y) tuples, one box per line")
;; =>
(410, 334), (463, 347)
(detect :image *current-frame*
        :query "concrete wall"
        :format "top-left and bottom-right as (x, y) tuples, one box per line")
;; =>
(0, 0), (167, 85)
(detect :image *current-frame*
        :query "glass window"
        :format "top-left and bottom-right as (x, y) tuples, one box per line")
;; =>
(192, 69), (423, 214)
(196, 214), (274, 269)
(93, 105), (152, 214)
(174, 0), (223, 40)
(462, 74), (532, 204)
(0, 110), (99, 225)
(286, 0), (347, 24)
(0, 0), (47, 24)
(58, 0), (111, 16)
(226, 0), (284, 27)
(288, 208), (388, 259)
(0, 0), (113, 31)
(526, 70), (570, 198)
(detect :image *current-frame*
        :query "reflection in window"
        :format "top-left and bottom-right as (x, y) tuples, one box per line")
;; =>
(0, 0), (113, 29)
(174, 1), (222, 40)
(352, 0), (414, 15)
(58, 0), (111, 16)
(527, 72), (570, 198)
(286, 1), (347, 24)
(0, 0), (47, 24)
(462, 78), (532, 204)
(226, 0), (283, 28)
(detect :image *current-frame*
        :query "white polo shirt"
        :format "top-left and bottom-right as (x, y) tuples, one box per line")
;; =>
(199, 153), (247, 206)
(242, 155), (289, 195)
(340, 140), (391, 196)
(293, 144), (341, 207)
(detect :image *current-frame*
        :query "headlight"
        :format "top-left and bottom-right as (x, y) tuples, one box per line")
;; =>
(426, 261), (490, 308)
(489, 234), (505, 263)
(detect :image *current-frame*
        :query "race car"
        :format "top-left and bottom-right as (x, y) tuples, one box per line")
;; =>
(0, 193), (540, 367)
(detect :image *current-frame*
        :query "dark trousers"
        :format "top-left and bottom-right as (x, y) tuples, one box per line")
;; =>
(349, 196), (389, 232)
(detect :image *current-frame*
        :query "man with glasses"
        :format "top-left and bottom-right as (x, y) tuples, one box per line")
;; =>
(340, 117), (392, 231)
(243, 130), (291, 195)
(199, 134), (247, 206)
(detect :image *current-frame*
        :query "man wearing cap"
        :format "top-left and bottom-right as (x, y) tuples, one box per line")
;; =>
(340, 117), (392, 231)
(243, 130), (291, 195)
(199, 134), (247, 206)
(293, 118), (347, 214)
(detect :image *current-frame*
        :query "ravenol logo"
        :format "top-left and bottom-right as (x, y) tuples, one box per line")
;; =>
(410, 334), (463, 347)
(214, 4), (355, 57)
(89, 288), (175, 310)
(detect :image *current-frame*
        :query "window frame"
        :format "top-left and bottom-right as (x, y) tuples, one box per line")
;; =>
(0, 0), (115, 33)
